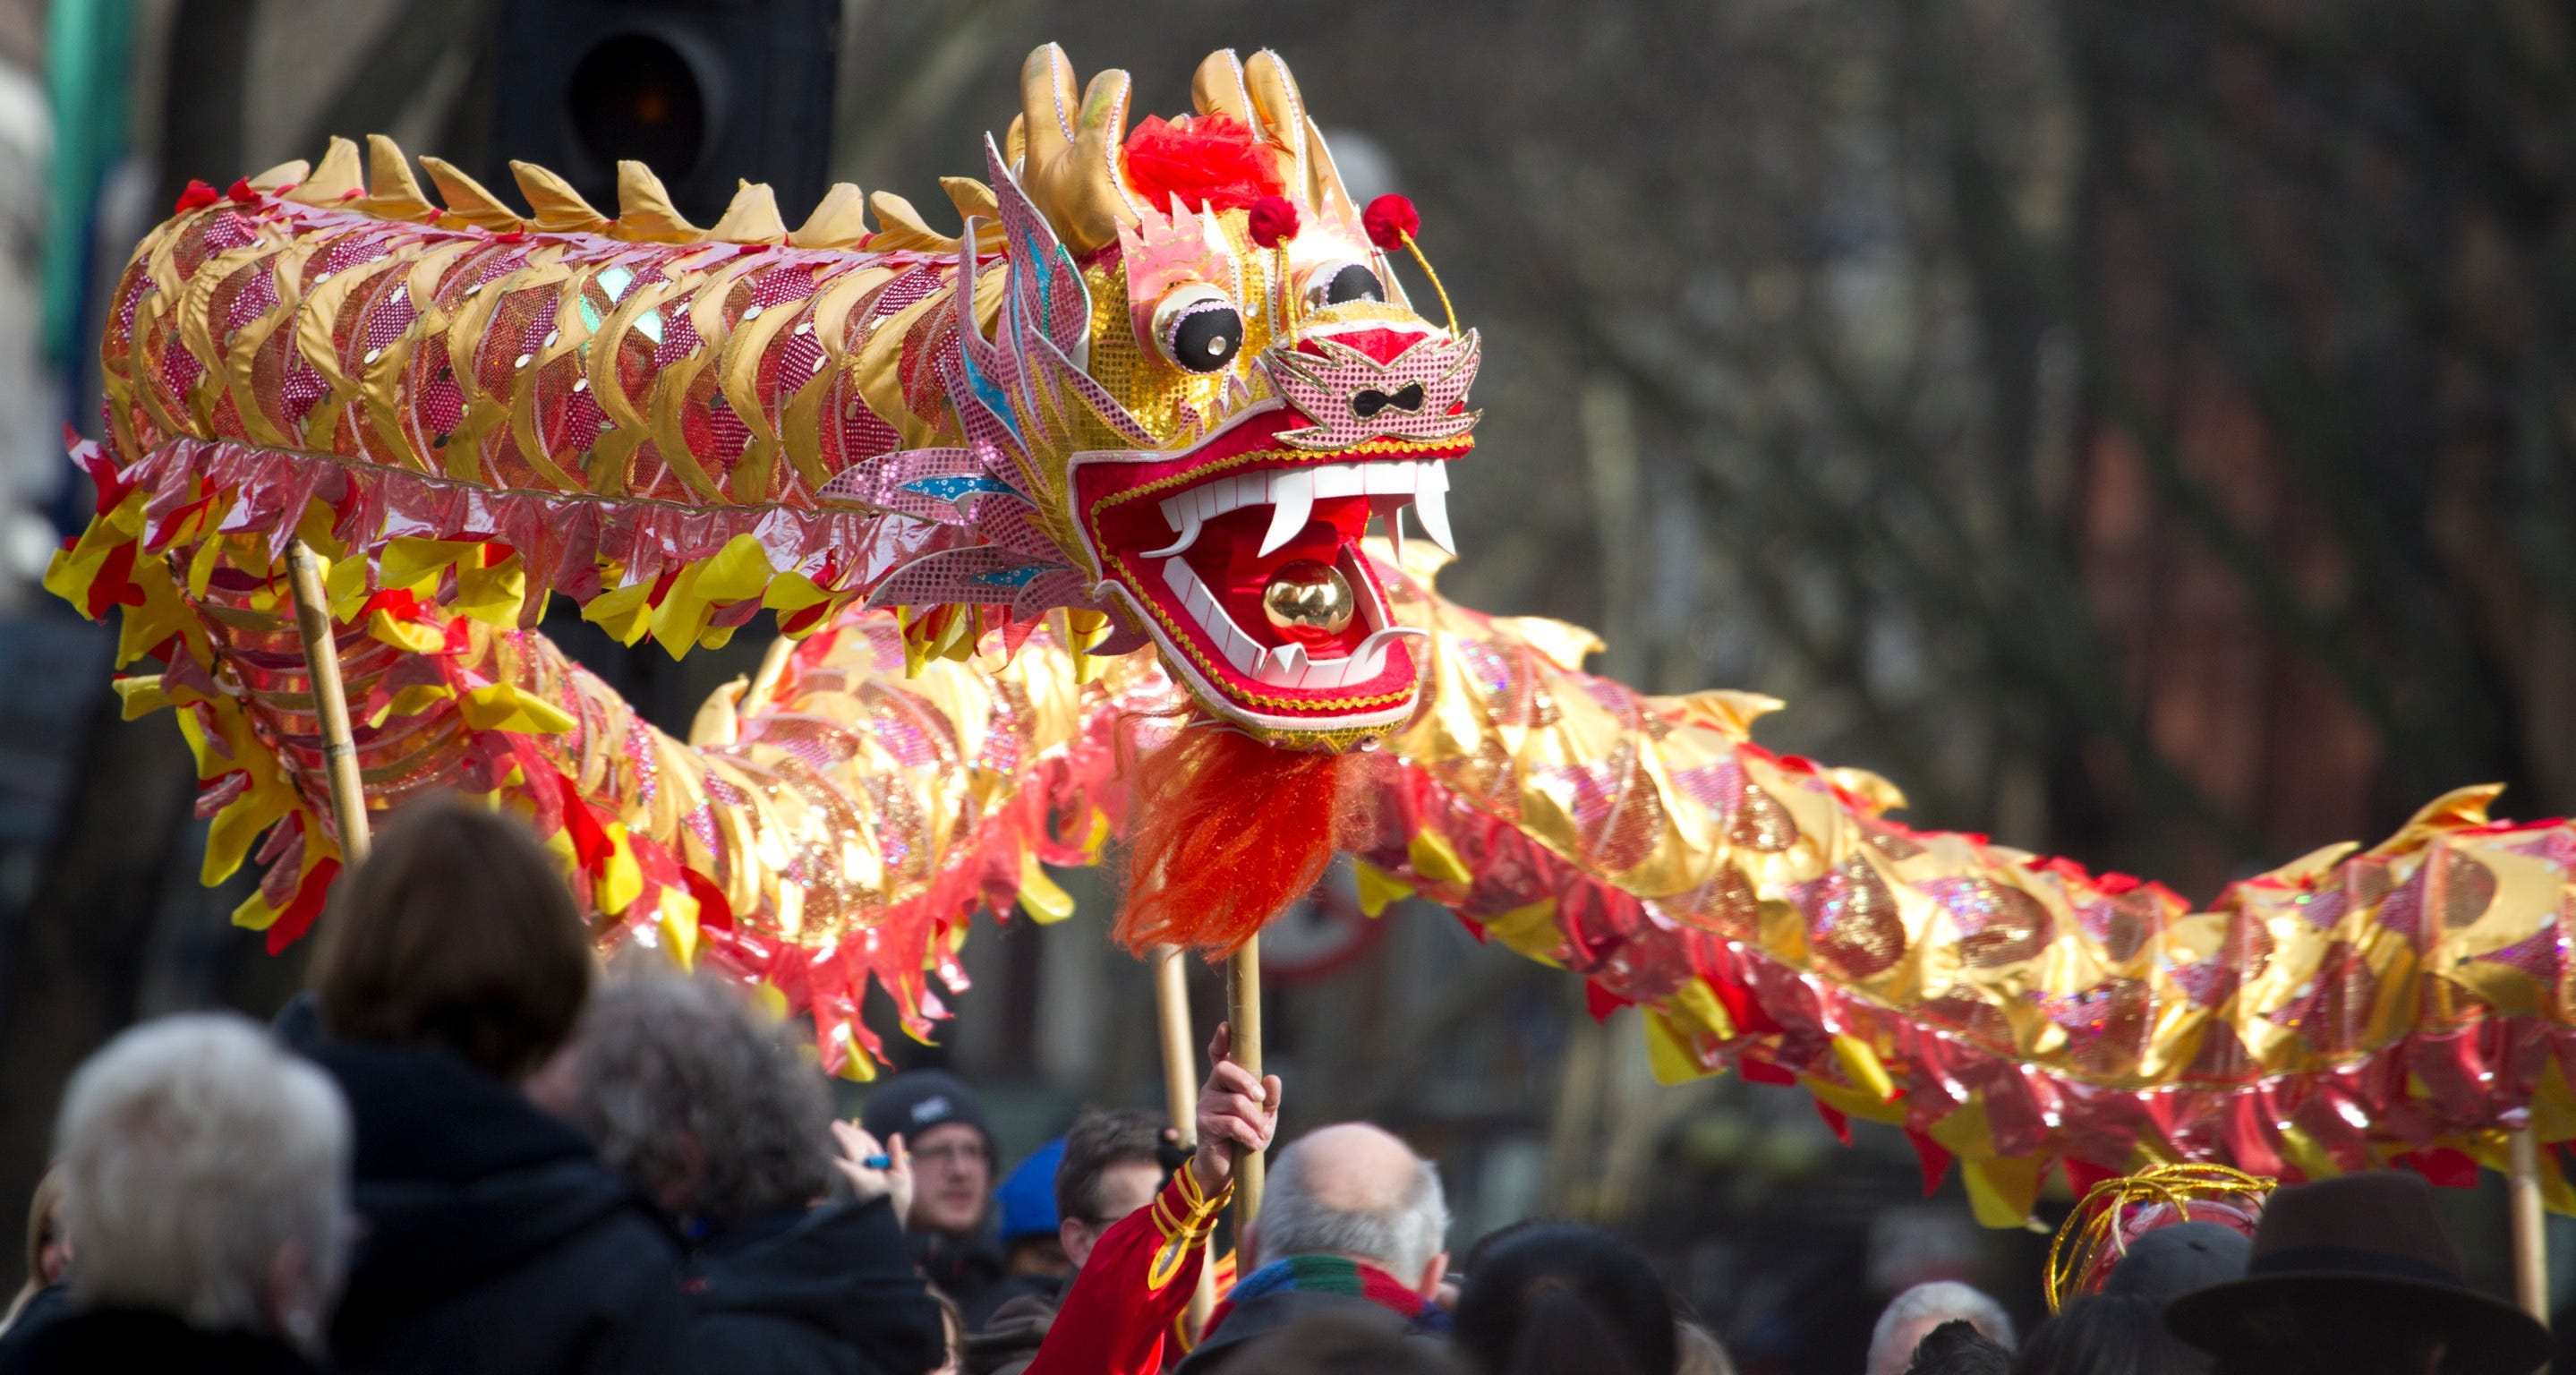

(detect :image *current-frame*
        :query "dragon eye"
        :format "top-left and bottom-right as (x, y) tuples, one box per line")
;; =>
(1150, 285), (1245, 374)
(1306, 261), (1385, 311)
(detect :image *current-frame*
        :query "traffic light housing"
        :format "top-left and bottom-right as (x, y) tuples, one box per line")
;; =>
(491, 0), (839, 226)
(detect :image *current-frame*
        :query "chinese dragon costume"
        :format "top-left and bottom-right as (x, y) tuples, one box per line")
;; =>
(45, 43), (2576, 1224)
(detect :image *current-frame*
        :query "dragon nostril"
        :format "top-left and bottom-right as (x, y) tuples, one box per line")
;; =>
(1389, 382), (1426, 412)
(1352, 389), (1392, 419)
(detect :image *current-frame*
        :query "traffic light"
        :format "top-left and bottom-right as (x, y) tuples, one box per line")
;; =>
(490, 0), (840, 226)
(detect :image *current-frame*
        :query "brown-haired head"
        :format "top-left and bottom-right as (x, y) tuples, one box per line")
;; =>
(309, 797), (593, 1082)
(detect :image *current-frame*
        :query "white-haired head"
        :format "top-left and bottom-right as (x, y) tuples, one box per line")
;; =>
(55, 1013), (350, 1352)
(1867, 1281), (2016, 1375)
(1254, 1123), (1450, 1294)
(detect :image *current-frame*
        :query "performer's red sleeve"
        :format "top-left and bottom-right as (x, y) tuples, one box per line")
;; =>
(1025, 1167), (1230, 1375)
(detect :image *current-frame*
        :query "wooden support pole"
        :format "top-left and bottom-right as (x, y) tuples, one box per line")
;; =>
(285, 541), (371, 865)
(1226, 937), (1264, 1239)
(2511, 1126), (2548, 1320)
(1150, 945), (1216, 1339)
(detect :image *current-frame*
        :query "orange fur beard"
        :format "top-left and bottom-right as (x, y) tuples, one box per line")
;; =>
(1113, 723), (1357, 957)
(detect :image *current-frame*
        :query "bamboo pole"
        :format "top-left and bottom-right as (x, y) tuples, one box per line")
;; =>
(285, 541), (371, 865)
(1151, 946), (1217, 1339)
(1226, 937), (1265, 1238)
(2510, 1126), (2548, 1320)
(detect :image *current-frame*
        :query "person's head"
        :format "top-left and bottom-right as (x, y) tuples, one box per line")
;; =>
(1255, 1123), (1449, 1298)
(2095, 1222), (2248, 1307)
(1906, 1320), (2013, 1375)
(2015, 1294), (2206, 1375)
(1054, 1110), (1171, 1270)
(1453, 1223), (1675, 1375)
(53, 1014), (349, 1354)
(2165, 1171), (2551, 1375)
(1870, 1283), (2017, 1375)
(997, 1137), (1070, 1278)
(1675, 1319), (1736, 1375)
(1224, 1311), (1465, 1375)
(861, 1070), (994, 1235)
(552, 975), (832, 1223)
(309, 797), (593, 1084)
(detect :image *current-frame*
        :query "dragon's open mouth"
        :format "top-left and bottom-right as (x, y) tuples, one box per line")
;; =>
(1070, 402), (1471, 735)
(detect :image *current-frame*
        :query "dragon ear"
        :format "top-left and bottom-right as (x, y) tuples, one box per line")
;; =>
(1242, 51), (1312, 209)
(1015, 43), (1139, 256)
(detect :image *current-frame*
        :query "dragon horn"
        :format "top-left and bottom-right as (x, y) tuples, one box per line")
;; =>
(1243, 51), (1312, 209)
(1190, 49), (1257, 127)
(1015, 43), (1138, 256)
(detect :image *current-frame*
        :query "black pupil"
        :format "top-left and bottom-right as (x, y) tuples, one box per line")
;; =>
(1324, 263), (1384, 305)
(1170, 305), (1243, 373)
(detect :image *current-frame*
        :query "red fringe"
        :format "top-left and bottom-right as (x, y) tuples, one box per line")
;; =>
(1122, 114), (1284, 215)
(1114, 725), (1354, 956)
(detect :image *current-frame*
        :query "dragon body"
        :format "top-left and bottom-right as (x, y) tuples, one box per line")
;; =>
(45, 45), (2576, 1220)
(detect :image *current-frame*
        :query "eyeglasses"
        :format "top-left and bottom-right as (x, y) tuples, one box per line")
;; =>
(911, 1140), (990, 1168)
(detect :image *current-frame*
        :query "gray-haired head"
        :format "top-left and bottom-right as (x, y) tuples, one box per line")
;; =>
(55, 1012), (350, 1351)
(1253, 1123), (1448, 1283)
(1867, 1281), (2017, 1375)
(559, 975), (833, 1223)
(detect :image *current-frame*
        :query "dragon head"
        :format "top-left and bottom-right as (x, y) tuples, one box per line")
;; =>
(829, 46), (1477, 749)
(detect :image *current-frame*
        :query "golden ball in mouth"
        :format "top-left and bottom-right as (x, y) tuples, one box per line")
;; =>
(1261, 559), (1355, 637)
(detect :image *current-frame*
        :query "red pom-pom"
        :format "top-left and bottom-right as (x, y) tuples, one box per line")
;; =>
(1247, 194), (1301, 248)
(173, 180), (219, 213)
(1122, 113), (1285, 214)
(226, 177), (259, 205)
(1362, 193), (1420, 251)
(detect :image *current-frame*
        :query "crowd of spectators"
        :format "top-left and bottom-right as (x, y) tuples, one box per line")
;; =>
(0, 798), (2555, 1375)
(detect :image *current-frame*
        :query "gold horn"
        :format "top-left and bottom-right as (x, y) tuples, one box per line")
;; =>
(358, 135), (438, 221)
(418, 157), (525, 232)
(285, 137), (364, 206)
(612, 161), (699, 243)
(707, 182), (789, 243)
(789, 183), (870, 250)
(1016, 43), (1139, 256)
(1190, 49), (1257, 128)
(510, 161), (610, 233)
(1242, 52), (1312, 210)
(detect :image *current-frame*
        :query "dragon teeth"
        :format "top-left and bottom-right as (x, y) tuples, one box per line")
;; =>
(1158, 553), (1422, 691)
(1412, 462), (1456, 556)
(1144, 460), (1455, 559)
(1259, 468), (1316, 557)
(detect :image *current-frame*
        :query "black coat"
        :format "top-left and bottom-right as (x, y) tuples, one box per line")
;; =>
(911, 1228), (1004, 1315)
(686, 1198), (947, 1375)
(1173, 1288), (1424, 1374)
(307, 1039), (688, 1375)
(0, 1306), (318, 1375)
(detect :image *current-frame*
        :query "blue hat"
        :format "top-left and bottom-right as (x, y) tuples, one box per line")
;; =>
(996, 1137), (1066, 1243)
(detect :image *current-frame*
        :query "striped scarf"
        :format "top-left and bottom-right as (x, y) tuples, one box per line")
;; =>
(1207, 1254), (1449, 1333)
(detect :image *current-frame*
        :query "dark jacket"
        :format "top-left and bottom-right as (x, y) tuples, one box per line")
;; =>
(1173, 1288), (1420, 1374)
(913, 1228), (1005, 1314)
(0, 1306), (317, 1375)
(0, 1284), (69, 1361)
(305, 1038), (687, 1375)
(961, 1273), (1062, 1335)
(686, 1198), (946, 1375)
